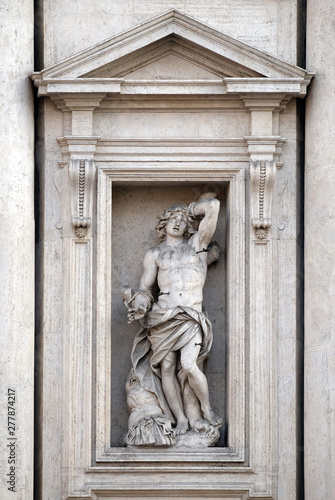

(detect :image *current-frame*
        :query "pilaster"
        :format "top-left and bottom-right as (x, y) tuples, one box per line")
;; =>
(305, 2), (335, 498)
(0, 1), (35, 499)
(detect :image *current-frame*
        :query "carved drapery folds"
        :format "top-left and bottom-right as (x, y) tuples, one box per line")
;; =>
(69, 159), (95, 238)
(250, 160), (276, 240)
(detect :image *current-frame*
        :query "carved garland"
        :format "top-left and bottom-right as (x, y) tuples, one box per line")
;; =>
(69, 159), (95, 238)
(250, 160), (276, 240)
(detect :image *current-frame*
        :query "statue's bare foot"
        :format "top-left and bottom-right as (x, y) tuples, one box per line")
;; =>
(192, 417), (212, 433)
(174, 418), (189, 435)
(203, 409), (223, 427)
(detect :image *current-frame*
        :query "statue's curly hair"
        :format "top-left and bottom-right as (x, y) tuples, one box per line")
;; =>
(155, 204), (195, 242)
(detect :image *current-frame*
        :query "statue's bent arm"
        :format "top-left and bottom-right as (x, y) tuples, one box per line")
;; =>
(192, 197), (220, 252)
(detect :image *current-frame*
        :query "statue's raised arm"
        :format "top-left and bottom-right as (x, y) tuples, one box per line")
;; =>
(188, 193), (220, 252)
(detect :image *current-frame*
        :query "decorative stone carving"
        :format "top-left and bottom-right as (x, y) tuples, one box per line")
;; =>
(250, 160), (276, 240)
(122, 194), (222, 447)
(246, 138), (283, 241)
(69, 159), (95, 238)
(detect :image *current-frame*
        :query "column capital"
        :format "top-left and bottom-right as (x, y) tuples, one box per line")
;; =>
(245, 136), (285, 164)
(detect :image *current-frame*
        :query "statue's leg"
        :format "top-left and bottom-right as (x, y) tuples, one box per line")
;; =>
(180, 332), (222, 427)
(181, 381), (211, 432)
(161, 351), (188, 434)
(182, 380), (201, 425)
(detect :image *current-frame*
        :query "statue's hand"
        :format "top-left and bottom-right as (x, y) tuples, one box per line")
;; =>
(122, 288), (153, 323)
(189, 192), (219, 219)
(127, 305), (147, 323)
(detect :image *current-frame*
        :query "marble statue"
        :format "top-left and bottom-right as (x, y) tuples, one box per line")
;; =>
(122, 193), (223, 447)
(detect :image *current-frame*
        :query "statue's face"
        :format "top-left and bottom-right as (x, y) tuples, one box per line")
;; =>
(166, 211), (188, 237)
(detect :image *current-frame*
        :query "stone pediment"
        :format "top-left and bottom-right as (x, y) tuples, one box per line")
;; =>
(32, 9), (312, 98)
(80, 32), (263, 81)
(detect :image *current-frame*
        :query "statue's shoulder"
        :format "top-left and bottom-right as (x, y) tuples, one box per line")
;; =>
(143, 245), (161, 265)
(149, 245), (162, 255)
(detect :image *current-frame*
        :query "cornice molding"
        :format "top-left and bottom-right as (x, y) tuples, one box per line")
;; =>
(32, 76), (311, 102)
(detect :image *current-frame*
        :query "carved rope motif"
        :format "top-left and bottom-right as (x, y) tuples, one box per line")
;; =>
(250, 160), (276, 240)
(69, 159), (95, 238)
(258, 161), (266, 221)
(78, 160), (85, 219)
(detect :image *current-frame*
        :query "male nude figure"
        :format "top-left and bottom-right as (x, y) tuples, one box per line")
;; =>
(126, 194), (222, 435)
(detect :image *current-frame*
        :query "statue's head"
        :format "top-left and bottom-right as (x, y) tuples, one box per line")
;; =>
(156, 204), (195, 242)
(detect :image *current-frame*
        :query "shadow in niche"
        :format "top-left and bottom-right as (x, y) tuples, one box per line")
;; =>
(110, 182), (228, 448)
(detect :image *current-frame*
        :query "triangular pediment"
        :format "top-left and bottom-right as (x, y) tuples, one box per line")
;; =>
(35, 10), (309, 81)
(80, 33), (263, 80)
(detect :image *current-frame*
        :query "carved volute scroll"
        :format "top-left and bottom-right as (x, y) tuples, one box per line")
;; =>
(250, 160), (276, 240)
(246, 134), (284, 242)
(69, 159), (95, 238)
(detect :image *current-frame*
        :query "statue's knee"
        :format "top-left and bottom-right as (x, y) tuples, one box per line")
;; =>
(161, 358), (175, 375)
(181, 360), (197, 376)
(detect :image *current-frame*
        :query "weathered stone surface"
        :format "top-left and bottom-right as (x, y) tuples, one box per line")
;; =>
(0, 2), (34, 499)
(305, 1), (335, 498)
(42, 0), (300, 67)
(5, 1), (333, 499)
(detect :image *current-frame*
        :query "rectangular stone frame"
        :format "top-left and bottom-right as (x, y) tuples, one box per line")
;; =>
(95, 162), (246, 466)
(60, 154), (281, 499)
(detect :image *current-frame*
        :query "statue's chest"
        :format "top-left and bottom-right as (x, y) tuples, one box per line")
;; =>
(157, 245), (199, 270)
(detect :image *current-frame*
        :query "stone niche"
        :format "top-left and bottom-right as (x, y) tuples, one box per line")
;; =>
(33, 10), (312, 500)
(110, 182), (228, 447)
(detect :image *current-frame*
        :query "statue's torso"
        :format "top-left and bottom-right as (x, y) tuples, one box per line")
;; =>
(153, 242), (207, 312)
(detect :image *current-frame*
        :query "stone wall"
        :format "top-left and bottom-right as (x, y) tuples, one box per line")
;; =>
(0, 2), (35, 499)
(2, 1), (335, 499)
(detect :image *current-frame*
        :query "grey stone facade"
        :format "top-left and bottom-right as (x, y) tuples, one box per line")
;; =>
(0, 1), (334, 498)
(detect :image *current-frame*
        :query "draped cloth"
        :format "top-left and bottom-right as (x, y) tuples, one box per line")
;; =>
(131, 306), (213, 423)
